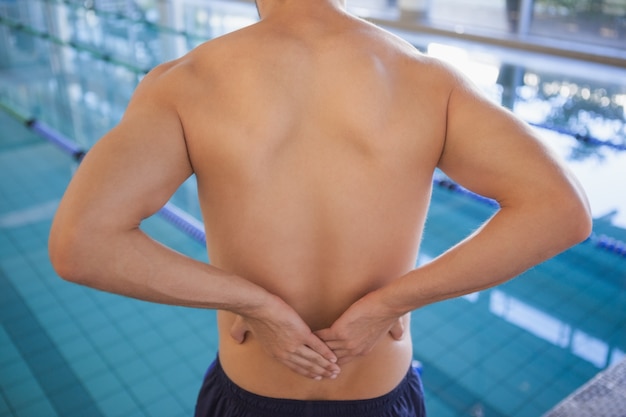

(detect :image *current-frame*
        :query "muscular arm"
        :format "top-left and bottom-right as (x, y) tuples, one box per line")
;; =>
(384, 67), (592, 308)
(318, 63), (592, 361)
(48, 62), (339, 379)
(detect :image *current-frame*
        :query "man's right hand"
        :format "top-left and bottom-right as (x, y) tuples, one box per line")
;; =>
(229, 295), (341, 380)
(315, 290), (407, 366)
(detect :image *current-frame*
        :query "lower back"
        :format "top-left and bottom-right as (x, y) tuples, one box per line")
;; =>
(217, 310), (414, 400)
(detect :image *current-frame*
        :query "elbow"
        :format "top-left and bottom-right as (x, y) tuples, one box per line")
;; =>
(48, 224), (92, 285)
(573, 205), (593, 245)
(48, 236), (80, 284)
(558, 189), (593, 248)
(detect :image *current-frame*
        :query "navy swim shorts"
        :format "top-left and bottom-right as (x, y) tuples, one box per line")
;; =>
(194, 357), (426, 417)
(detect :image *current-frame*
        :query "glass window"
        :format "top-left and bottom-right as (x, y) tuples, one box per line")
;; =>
(429, 0), (512, 33)
(353, 0), (626, 54)
(530, 0), (626, 50)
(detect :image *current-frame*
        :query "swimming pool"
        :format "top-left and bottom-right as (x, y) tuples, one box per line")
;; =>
(0, 1), (624, 416)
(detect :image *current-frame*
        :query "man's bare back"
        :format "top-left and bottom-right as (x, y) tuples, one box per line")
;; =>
(49, 0), (592, 411)
(179, 3), (445, 399)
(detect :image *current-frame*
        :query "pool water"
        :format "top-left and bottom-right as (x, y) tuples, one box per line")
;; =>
(1, 1), (625, 416)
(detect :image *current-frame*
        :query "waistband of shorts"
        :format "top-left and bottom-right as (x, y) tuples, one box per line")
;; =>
(211, 356), (417, 417)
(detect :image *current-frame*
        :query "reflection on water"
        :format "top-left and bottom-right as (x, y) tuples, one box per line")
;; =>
(0, 0), (625, 234)
(489, 289), (624, 369)
(511, 67), (626, 147)
(427, 42), (626, 148)
(423, 40), (626, 232)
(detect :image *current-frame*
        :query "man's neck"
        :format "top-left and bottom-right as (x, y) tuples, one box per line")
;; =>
(255, 0), (347, 19)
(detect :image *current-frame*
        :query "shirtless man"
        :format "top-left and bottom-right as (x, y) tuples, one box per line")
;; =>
(48, 0), (592, 416)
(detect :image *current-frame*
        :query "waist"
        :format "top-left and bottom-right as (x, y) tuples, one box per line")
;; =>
(217, 311), (414, 400)
(201, 356), (423, 417)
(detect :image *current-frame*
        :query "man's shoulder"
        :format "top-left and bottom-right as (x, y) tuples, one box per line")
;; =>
(349, 21), (440, 71)
(194, 22), (266, 53)
(171, 25), (266, 75)
(145, 31), (246, 84)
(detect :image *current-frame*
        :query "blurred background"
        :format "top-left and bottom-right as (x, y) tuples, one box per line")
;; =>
(0, 1), (624, 416)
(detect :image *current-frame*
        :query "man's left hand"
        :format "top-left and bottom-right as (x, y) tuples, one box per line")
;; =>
(315, 292), (406, 365)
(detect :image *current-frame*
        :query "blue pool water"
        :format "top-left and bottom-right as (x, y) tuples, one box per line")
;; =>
(1, 1), (625, 416)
